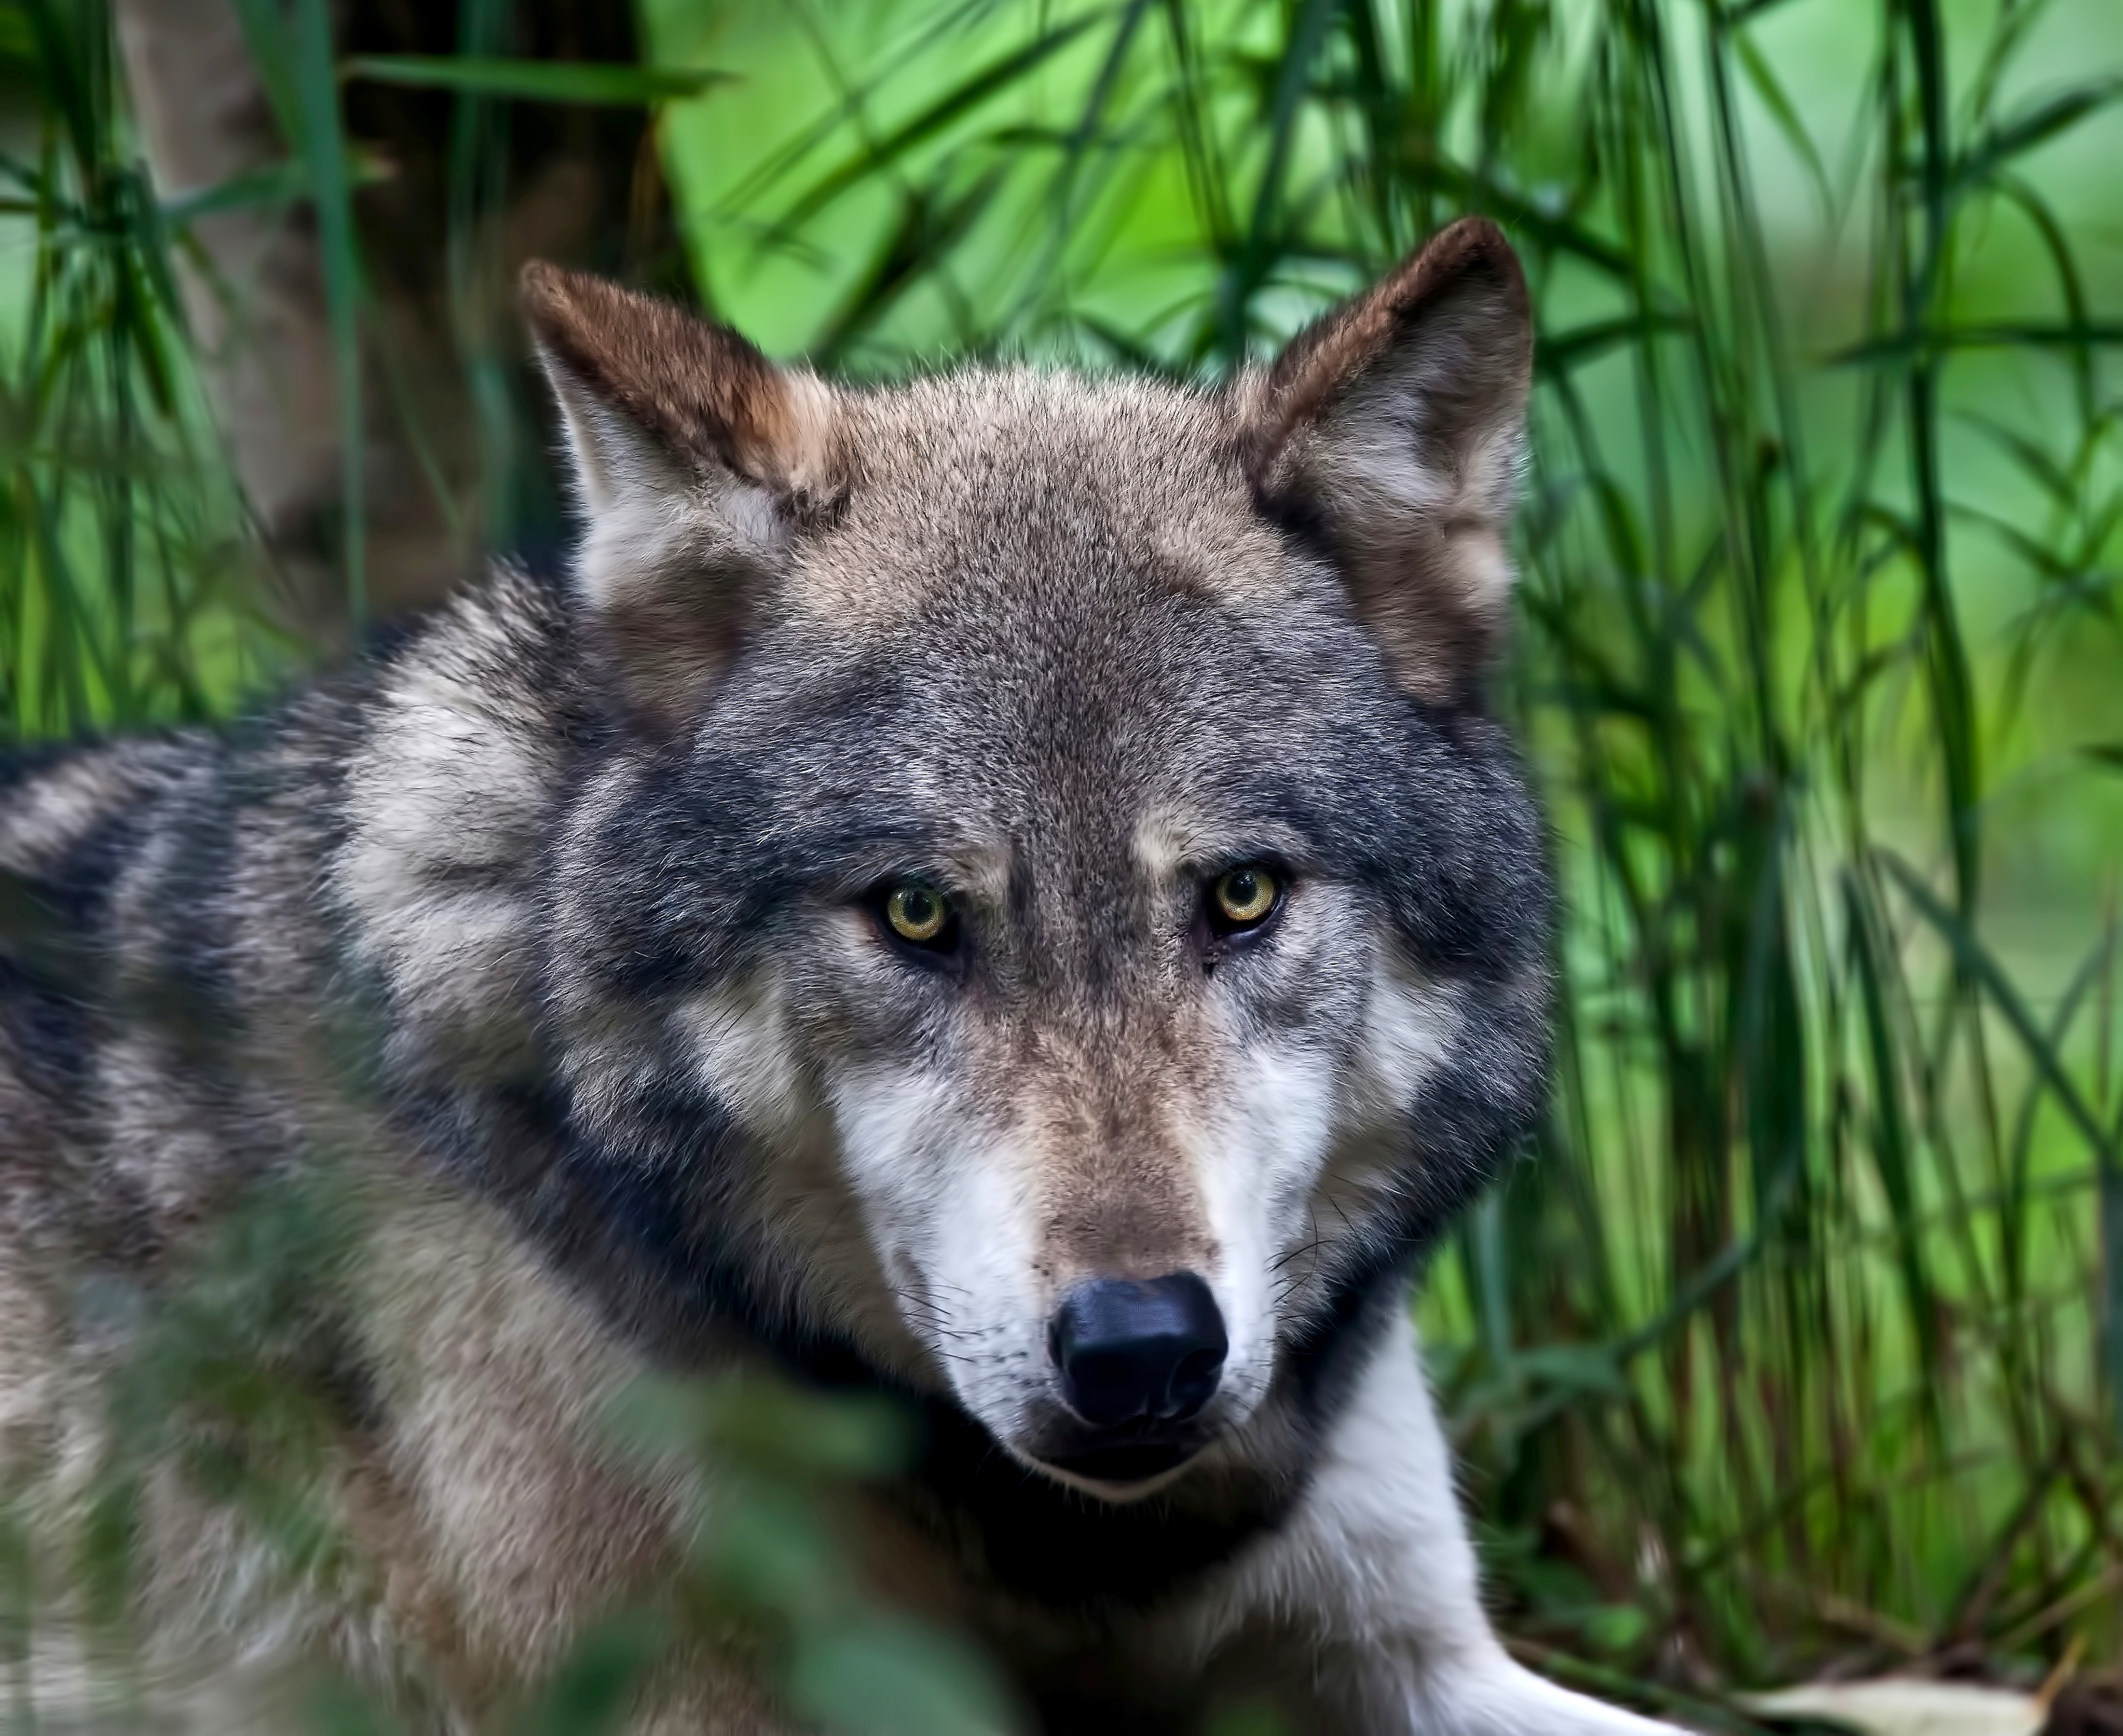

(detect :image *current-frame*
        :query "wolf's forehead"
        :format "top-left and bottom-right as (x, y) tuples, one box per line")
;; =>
(742, 601), (1353, 884)
(792, 368), (1291, 629)
(737, 368), (1380, 857)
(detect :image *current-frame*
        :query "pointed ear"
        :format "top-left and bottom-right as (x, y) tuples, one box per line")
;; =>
(520, 262), (839, 725)
(1241, 218), (1533, 704)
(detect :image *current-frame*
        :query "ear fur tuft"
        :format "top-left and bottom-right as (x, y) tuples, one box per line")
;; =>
(518, 263), (839, 726)
(1242, 218), (1533, 704)
(520, 263), (833, 500)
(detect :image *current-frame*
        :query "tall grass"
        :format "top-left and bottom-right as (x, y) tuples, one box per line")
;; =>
(0, 0), (273, 738)
(3, 0), (2122, 1723)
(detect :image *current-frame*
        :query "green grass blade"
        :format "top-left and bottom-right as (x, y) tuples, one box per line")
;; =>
(342, 55), (730, 105)
(295, 0), (362, 628)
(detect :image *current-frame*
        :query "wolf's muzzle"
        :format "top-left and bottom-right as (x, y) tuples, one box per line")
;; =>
(1048, 1272), (1228, 1430)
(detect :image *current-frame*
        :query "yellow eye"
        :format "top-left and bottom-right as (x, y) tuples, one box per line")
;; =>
(1211, 865), (1280, 929)
(885, 883), (951, 945)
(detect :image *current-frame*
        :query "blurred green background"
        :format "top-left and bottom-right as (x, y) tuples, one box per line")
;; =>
(4, 0), (2123, 1727)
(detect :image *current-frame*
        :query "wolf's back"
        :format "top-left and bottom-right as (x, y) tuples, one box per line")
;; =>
(0, 566), (573, 1275)
(0, 570), (611, 1723)
(1, 731), (227, 1182)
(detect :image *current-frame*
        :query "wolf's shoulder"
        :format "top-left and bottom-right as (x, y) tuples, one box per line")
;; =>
(0, 731), (218, 1199)
(0, 558), (578, 860)
(0, 563), (580, 1234)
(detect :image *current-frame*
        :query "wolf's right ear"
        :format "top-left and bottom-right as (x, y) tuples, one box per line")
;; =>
(521, 262), (838, 724)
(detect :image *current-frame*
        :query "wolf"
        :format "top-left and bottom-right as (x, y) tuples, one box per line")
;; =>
(0, 217), (1680, 1733)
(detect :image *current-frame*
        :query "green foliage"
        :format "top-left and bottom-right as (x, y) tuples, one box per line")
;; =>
(617, 1379), (1019, 1735)
(341, 55), (730, 105)
(0, 0), (279, 738)
(4, 0), (2123, 1725)
(3, 1167), (1019, 1733)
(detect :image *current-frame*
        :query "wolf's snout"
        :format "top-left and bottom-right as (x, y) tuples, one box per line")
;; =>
(1048, 1273), (1228, 1428)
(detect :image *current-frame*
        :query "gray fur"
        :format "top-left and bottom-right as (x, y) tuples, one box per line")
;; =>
(0, 222), (1677, 1733)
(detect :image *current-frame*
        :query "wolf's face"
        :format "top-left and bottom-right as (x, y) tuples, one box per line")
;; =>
(523, 223), (1549, 1495)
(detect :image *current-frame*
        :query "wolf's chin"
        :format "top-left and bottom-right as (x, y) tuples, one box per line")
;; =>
(1001, 1430), (1216, 1501)
(1023, 1447), (1202, 1503)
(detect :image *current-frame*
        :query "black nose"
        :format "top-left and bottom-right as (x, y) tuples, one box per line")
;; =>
(1049, 1273), (1228, 1429)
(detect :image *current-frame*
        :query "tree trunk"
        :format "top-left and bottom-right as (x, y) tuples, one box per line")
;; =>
(112, 0), (674, 640)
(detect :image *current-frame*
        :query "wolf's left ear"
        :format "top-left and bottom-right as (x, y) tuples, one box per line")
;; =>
(521, 262), (838, 723)
(1241, 218), (1532, 705)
